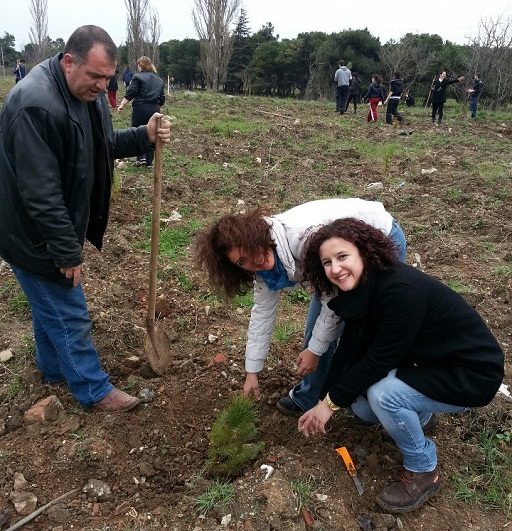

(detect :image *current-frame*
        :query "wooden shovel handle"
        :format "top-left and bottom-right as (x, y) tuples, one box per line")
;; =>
(147, 116), (163, 331)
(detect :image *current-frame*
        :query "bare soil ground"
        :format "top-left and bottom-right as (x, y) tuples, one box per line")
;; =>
(0, 93), (511, 530)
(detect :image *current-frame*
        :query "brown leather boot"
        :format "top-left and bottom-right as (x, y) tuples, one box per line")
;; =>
(94, 388), (139, 412)
(376, 466), (441, 513)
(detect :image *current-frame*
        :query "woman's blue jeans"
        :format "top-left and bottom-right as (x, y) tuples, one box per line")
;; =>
(350, 369), (467, 472)
(11, 266), (113, 406)
(289, 218), (407, 412)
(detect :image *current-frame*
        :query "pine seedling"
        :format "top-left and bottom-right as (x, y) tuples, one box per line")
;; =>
(205, 395), (264, 478)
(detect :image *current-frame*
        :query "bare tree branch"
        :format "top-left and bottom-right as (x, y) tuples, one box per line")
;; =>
(125, 0), (150, 67)
(192, 0), (240, 91)
(29, 0), (49, 63)
(148, 8), (162, 65)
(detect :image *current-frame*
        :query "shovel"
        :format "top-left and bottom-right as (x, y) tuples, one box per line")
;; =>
(144, 116), (172, 375)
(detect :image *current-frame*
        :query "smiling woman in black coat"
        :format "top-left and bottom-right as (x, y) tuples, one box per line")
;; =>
(298, 218), (504, 514)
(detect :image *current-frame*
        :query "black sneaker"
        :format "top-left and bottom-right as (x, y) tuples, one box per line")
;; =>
(276, 396), (304, 417)
(382, 414), (438, 443)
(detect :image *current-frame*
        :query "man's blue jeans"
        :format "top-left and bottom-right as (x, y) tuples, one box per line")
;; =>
(350, 369), (467, 472)
(470, 96), (479, 118)
(11, 266), (113, 406)
(289, 218), (407, 412)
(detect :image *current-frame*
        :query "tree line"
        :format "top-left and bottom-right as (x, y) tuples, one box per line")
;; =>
(2, 7), (512, 109)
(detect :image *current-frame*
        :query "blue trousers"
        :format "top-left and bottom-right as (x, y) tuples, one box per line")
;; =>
(12, 266), (113, 406)
(350, 369), (467, 472)
(470, 96), (479, 118)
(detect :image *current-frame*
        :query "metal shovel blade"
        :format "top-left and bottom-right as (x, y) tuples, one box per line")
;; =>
(144, 324), (172, 376)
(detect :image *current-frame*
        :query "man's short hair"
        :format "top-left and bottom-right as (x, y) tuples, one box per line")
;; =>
(63, 25), (117, 66)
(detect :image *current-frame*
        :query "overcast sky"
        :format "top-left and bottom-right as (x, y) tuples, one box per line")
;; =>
(1, 0), (511, 51)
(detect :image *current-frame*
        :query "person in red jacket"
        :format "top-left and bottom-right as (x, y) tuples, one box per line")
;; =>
(298, 218), (504, 514)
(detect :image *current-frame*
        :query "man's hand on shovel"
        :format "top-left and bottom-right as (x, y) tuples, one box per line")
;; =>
(147, 113), (171, 144)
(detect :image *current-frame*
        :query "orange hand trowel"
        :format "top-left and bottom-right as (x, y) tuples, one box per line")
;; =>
(336, 446), (364, 496)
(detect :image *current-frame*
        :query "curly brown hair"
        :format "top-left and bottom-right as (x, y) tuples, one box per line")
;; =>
(194, 209), (276, 298)
(303, 218), (399, 297)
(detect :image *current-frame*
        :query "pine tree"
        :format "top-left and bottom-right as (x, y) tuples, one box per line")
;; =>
(226, 8), (251, 93)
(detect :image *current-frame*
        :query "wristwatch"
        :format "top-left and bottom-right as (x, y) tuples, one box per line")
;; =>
(325, 393), (340, 412)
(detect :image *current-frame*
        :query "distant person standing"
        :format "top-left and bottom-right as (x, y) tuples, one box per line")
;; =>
(118, 56), (165, 169)
(345, 72), (361, 114)
(363, 74), (386, 122)
(107, 74), (118, 108)
(122, 67), (133, 89)
(384, 72), (404, 125)
(468, 73), (483, 118)
(14, 59), (26, 83)
(405, 91), (415, 107)
(430, 71), (465, 126)
(334, 60), (351, 114)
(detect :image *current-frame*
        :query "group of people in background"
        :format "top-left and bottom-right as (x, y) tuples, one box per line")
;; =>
(334, 59), (484, 124)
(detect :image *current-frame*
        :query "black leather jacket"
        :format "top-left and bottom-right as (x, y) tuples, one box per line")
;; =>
(125, 71), (165, 106)
(0, 53), (152, 285)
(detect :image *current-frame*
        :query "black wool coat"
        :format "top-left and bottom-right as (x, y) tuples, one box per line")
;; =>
(324, 264), (504, 408)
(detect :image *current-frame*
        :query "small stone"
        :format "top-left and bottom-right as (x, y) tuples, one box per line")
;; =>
(83, 479), (112, 502)
(138, 388), (155, 403)
(13, 473), (29, 491)
(24, 396), (65, 426)
(221, 513), (232, 526)
(9, 491), (38, 516)
(0, 349), (13, 362)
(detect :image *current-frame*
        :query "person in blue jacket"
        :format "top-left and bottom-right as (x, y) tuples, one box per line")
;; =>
(14, 58), (26, 83)
(122, 67), (133, 88)
(298, 218), (504, 514)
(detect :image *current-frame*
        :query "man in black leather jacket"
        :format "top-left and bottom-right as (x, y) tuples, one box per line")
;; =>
(0, 25), (171, 412)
